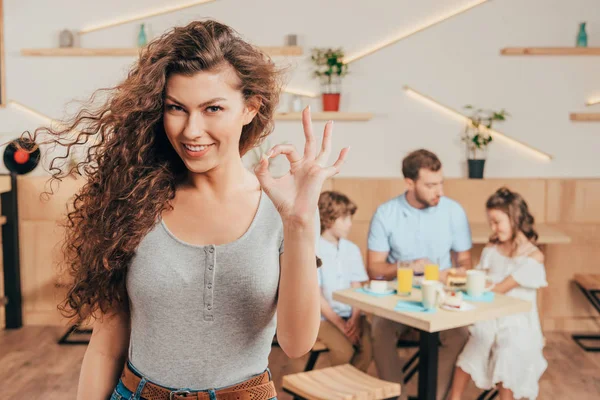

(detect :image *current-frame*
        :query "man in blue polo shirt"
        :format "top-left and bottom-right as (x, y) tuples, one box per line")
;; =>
(367, 149), (472, 400)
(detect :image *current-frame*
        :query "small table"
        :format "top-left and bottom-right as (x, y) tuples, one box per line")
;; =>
(333, 288), (531, 400)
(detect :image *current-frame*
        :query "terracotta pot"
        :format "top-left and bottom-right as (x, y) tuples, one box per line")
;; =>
(322, 93), (340, 112)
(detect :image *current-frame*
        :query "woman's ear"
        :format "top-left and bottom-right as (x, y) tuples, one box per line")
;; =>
(243, 97), (261, 126)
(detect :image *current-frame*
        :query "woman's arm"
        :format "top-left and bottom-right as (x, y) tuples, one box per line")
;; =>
(255, 108), (348, 359)
(276, 220), (320, 358)
(77, 307), (130, 400)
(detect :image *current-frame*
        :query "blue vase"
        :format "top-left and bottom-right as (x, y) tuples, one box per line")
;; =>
(577, 22), (588, 47)
(137, 24), (147, 48)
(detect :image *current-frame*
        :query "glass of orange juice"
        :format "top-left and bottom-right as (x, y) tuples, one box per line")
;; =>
(397, 267), (413, 296)
(424, 263), (440, 282)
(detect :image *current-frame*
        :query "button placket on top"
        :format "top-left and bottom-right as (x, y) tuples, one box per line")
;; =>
(203, 245), (216, 321)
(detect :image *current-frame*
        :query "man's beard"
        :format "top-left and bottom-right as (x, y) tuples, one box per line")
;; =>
(415, 191), (438, 208)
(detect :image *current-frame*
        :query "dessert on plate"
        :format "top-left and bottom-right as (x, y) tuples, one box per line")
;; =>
(443, 291), (463, 310)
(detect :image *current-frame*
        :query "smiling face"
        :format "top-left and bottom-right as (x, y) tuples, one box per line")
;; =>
(487, 208), (513, 242)
(163, 64), (258, 174)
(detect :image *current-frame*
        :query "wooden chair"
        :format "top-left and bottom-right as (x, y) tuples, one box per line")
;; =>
(283, 364), (401, 400)
(304, 339), (330, 371)
(272, 336), (330, 371)
(572, 274), (600, 352)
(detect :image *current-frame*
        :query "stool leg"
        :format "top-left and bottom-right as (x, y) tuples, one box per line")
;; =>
(58, 324), (92, 345)
(304, 351), (321, 372)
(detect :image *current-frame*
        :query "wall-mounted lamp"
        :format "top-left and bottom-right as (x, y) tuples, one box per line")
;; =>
(586, 98), (600, 107)
(79, 0), (216, 35)
(282, 88), (318, 98)
(343, 0), (489, 64)
(403, 86), (552, 161)
(9, 101), (54, 124)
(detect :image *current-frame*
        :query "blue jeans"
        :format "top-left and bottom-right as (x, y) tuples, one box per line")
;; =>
(110, 361), (277, 400)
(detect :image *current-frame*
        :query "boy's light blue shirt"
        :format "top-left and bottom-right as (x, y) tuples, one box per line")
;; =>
(318, 237), (368, 318)
(367, 193), (472, 270)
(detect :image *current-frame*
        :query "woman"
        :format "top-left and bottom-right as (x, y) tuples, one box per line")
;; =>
(450, 187), (547, 400)
(39, 20), (347, 399)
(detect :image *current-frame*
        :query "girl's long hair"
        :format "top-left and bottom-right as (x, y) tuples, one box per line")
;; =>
(486, 187), (538, 245)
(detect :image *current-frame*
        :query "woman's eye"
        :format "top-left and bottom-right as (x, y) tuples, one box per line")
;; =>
(167, 104), (184, 112)
(206, 106), (223, 113)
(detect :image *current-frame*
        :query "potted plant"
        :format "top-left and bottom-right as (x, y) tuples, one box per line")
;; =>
(310, 48), (348, 112)
(462, 105), (510, 179)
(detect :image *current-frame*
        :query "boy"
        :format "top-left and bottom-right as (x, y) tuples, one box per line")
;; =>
(317, 191), (372, 371)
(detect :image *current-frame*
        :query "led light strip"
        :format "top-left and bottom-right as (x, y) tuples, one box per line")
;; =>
(79, 0), (217, 35)
(586, 98), (600, 106)
(403, 86), (552, 161)
(9, 100), (54, 124)
(282, 87), (318, 98)
(8, 100), (81, 136)
(344, 0), (489, 64)
(286, 1), (489, 97)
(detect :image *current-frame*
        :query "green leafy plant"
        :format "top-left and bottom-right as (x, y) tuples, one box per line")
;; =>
(462, 105), (510, 159)
(310, 48), (348, 86)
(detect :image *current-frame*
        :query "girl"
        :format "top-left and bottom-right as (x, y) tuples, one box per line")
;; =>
(37, 20), (348, 400)
(450, 187), (548, 400)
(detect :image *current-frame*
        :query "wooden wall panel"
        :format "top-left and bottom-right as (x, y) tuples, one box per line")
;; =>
(332, 178), (405, 223)
(16, 176), (84, 327)
(443, 179), (547, 223)
(546, 179), (600, 223)
(19, 221), (67, 322)
(6, 176), (600, 333)
(332, 178), (546, 224)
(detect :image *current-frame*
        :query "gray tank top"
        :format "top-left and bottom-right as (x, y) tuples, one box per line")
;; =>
(127, 192), (283, 389)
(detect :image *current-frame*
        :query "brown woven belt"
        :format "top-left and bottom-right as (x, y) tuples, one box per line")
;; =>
(120, 363), (277, 400)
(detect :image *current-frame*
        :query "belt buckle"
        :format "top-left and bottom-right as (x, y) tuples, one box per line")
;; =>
(169, 390), (192, 399)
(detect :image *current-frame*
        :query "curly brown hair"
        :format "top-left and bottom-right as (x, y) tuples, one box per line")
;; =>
(318, 191), (357, 234)
(27, 20), (283, 323)
(486, 187), (538, 244)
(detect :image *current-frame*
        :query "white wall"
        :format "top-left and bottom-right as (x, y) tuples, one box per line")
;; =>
(0, 0), (599, 177)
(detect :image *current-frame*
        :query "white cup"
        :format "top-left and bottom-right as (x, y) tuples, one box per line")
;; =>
(421, 280), (446, 309)
(466, 270), (487, 298)
(370, 280), (389, 293)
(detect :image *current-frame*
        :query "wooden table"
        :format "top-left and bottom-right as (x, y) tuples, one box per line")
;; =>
(471, 223), (572, 244)
(333, 287), (531, 400)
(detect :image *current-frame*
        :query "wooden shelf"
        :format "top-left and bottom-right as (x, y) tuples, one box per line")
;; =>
(501, 47), (600, 56)
(21, 46), (303, 57)
(570, 113), (600, 122)
(274, 112), (373, 121)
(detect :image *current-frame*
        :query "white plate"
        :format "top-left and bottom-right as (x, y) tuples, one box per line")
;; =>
(441, 302), (476, 312)
(362, 287), (396, 296)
